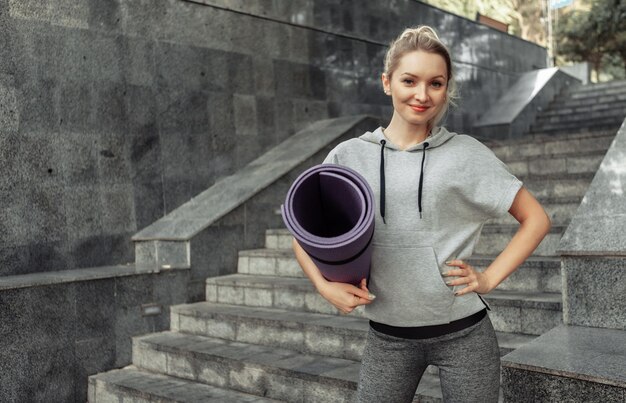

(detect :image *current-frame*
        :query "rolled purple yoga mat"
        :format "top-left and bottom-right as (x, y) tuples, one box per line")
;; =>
(281, 164), (375, 286)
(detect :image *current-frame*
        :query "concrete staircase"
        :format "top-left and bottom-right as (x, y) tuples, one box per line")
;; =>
(88, 82), (624, 402)
(529, 80), (626, 135)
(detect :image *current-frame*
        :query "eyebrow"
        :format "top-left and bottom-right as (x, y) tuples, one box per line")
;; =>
(402, 72), (446, 79)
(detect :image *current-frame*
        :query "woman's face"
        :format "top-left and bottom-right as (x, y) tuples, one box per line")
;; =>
(382, 50), (448, 129)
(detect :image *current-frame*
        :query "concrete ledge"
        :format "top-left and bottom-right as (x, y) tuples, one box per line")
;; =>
(502, 324), (626, 399)
(558, 118), (626, 256)
(0, 263), (188, 291)
(561, 256), (626, 330)
(474, 68), (580, 140)
(502, 366), (625, 402)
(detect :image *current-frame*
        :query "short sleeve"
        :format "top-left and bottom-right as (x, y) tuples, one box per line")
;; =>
(464, 141), (523, 220)
(322, 146), (339, 164)
(489, 166), (523, 218)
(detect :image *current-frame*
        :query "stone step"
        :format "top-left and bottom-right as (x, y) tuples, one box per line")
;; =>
(530, 118), (624, 133)
(475, 224), (565, 257)
(504, 152), (605, 177)
(484, 134), (614, 164)
(486, 128), (615, 148)
(527, 125), (622, 137)
(205, 273), (356, 317)
(131, 330), (448, 402)
(171, 302), (368, 361)
(483, 289), (562, 335)
(239, 248), (562, 292)
(531, 115), (624, 130)
(471, 255), (562, 293)
(566, 82), (626, 98)
(570, 87), (626, 97)
(524, 128), (617, 140)
(536, 109), (626, 125)
(265, 229), (296, 250)
(88, 366), (280, 402)
(548, 93), (626, 108)
(568, 80), (626, 91)
(171, 302), (538, 360)
(501, 324), (626, 401)
(570, 79), (626, 88)
(522, 176), (591, 199)
(530, 122), (621, 140)
(537, 102), (626, 119)
(517, 171), (595, 182)
(561, 91), (626, 104)
(238, 248), (304, 278)
(204, 274), (562, 335)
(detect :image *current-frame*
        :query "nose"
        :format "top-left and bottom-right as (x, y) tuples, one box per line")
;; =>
(414, 83), (428, 102)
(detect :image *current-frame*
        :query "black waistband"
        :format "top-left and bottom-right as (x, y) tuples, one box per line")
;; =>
(369, 308), (487, 339)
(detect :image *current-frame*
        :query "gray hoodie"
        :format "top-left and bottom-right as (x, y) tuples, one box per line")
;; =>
(323, 125), (523, 326)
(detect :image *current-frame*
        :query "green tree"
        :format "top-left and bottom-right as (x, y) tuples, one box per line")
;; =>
(603, 1), (626, 76)
(610, 31), (626, 76)
(556, 0), (626, 80)
(557, 9), (603, 78)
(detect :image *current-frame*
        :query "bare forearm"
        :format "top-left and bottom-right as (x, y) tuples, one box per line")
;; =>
(292, 237), (329, 291)
(291, 237), (374, 313)
(484, 215), (552, 291)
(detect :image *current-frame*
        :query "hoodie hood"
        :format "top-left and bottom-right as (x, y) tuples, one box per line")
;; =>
(358, 125), (457, 150)
(358, 126), (457, 223)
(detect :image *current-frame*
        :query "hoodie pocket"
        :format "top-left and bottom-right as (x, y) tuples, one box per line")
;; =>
(367, 243), (456, 325)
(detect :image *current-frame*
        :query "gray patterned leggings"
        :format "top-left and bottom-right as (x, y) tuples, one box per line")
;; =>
(356, 313), (501, 403)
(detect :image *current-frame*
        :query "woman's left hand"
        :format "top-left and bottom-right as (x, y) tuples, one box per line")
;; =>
(443, 259), (493, 296)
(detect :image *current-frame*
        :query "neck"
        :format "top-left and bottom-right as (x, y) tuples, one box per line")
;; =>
(383, 119), (431, 150)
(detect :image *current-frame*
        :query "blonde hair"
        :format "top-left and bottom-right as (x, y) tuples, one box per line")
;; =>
(383, 26), (459, 128)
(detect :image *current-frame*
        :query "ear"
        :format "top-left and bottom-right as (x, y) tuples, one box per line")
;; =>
(381, 73), (389, 92)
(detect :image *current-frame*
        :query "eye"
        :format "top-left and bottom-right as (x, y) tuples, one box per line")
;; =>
(431, 81), (443, 88)
(402, 79), (414, 84)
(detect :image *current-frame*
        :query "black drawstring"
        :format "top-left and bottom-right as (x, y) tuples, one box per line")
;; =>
(379, 139), (430, 222)
(379, 139), (386, 224)
(418, 142), (429, 219)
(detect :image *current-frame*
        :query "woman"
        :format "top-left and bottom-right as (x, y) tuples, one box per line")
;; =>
(292, 26), (551, 402)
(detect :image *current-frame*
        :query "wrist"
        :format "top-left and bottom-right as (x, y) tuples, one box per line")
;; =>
(314, 277), (330, 293)
(482, 270), (498, 293)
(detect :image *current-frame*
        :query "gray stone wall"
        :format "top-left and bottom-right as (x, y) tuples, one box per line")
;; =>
(0, 268), (188, 402)
(0, 0), (546, 276)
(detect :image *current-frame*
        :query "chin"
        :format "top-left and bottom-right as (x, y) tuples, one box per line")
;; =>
(403, 115), (432, 126)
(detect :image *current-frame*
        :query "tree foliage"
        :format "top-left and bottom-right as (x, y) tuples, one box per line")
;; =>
(556, 0), (626, 78)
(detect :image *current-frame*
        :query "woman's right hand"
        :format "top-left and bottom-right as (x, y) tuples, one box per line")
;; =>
(317, 277), (376, 314)
(291, 237), (375, 314)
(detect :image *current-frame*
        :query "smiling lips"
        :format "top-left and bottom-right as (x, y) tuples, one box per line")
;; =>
(410, 105), (430, 112)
